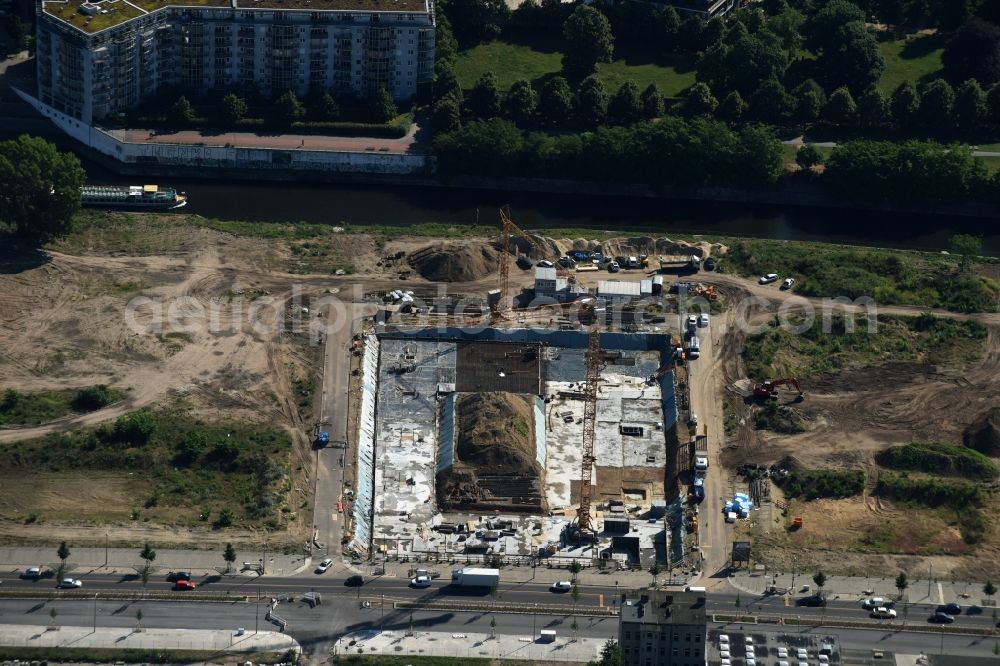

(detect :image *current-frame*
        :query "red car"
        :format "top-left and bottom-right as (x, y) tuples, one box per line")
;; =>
(173, 580), (197, 591)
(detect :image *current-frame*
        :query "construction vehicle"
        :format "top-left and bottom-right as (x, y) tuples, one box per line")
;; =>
(494, 207), (535, 319)
(751, 378), (804, 401)
(646, 352), (683, 385)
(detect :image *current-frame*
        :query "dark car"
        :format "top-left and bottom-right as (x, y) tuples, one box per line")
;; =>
(345, 575), (364, 587)
(166, 571), (191, 582)
(796, 594), (827, 607)
(704, 257), (717, 271)
(558, 257), (574, 268)
(929, 611), (955, 623)
(939, 603), (962, 615)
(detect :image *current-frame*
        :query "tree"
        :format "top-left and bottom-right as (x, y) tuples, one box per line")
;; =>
(858, 87), (889, 128)
(0, 135), (85, 241)
(275, 90), (304, 125)
(73, 385), (112, 411)
(435, 12), (458, 66)
(749, 79), (795, 123)
(446, 0), (510, 47)
(431, 96), (462, 132)
(803, 0), (866, 55)
(988, 83), (1000, 127)
(950, 233), (983, 270)
(825, 86), (858, 125)
(435, 65), (462, 104)
(641, 83), (665, 119)
(135, 608), (143, 632)
(139, 541), (156, 570)
(574, 75), (609, 126)
(822, 22), (886, 95)
(954, 79), (987, 132)
(698, 34), (788, 97)
(572, 582), (581, 609)
(717, 91), (746, 123)
(468, 71), (502, 119)
(49, 607), (58, 630)
(368, 87), (397, 123)
(505, 79), (538, 126)
(433, 118), (524, 177)
(890, 81), (921, 129)
(796, 144), (823, 170)
(942, 18), (1000, 86)
(489, 614), (496, 638)
(170, 95), (194, 125)
(221, 93), (247, 125)
(313, 93), (340, 122)
(223, 542), (237, 573)
(738, 124), (785, 186)
(57, 541), (71, 569)
(609, 81), (643, 125)
(920, 79), (955, 132)
(649, 561), (661, 586)
(540, 76), (574, 126)
(792, 79), (826, 122)
(813, 571), (827, 595)
(895, 571), (909, 600)
(770, 5), (805, 54)
(570, 615), (579, 640)
(683, 82), (718, 118)
(215, 507), (235, 528)
(563, 5), (615, 77)
(569, 559), (583, 580)
(984, 580), (997, 603)
(592, 640), (623, 666)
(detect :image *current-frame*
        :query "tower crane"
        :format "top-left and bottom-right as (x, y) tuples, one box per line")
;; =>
(576, 327), (601, 539)
(494, 206), (534, 318)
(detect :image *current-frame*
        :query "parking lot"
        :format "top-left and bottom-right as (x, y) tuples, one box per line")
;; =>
(707, 629), (841, 666)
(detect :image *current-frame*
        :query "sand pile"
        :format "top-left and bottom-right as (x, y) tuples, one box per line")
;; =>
(509, 235), (727, 260)
(964, 408), (1000, 456)
(408, 242), (500, 282)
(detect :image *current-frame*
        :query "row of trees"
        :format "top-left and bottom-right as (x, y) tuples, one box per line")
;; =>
(0, 135), (84, 242)
(54, 540), (240, 583)
(168, 88), (399, 128)
(434, 116), (785, 187)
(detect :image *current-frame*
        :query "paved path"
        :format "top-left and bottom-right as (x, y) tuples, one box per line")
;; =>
(782, 136), (1000, 158)
(106, 125), (426, 155)
(0, 623), (299, 654)
(333, 628), (605, 662)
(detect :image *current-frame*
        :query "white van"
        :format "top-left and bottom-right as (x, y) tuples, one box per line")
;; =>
(686, 336), (700, 359)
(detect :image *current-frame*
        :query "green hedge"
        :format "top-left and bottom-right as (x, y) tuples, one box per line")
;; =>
(876, 442), (998, 481)
(776, 469), (864, 500)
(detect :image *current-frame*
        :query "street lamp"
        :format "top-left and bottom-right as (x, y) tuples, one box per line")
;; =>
(92, 593), (98, 633)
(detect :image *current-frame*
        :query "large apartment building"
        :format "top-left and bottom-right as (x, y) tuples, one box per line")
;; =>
(36, 0), (435, 124)
(618, 589), (708, 666)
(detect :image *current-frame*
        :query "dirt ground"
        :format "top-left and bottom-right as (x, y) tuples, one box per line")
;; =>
(714, 283), (1000, 580)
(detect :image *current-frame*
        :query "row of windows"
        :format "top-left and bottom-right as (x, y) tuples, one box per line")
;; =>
(622, 631), (702, 643)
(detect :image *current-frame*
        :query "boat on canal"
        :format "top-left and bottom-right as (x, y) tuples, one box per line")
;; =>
(80, 184), (187, 210)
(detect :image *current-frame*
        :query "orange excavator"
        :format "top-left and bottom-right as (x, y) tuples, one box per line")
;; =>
(751, 378), (804, 401)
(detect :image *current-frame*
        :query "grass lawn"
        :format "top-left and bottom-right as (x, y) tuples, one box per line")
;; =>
(878, 33), (945, 92)
(454, 33), (696, 99)
(979, 156), (1000, 174)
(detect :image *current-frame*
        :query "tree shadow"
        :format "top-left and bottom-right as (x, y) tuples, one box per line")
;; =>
(0, 241), (50, 275)
(899, 33), (947, 60)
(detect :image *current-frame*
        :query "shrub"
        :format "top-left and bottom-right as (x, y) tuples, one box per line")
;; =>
(111, 411), (158, 445)
(775, 469), (864, 499)
(72, 385), (113, 411)
(876, 442), (998, 481)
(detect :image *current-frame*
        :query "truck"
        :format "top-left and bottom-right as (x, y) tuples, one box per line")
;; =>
(451, 567), (500, 588)
(692, 435), (708, 471)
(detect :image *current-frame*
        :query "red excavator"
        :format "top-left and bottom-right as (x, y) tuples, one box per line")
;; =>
(751, 378), (804, 402)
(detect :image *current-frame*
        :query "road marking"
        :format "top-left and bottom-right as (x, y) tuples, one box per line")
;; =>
(598, 594), (603, 606)
(937, 582), (944, 605)
(784, 595), (791, 607)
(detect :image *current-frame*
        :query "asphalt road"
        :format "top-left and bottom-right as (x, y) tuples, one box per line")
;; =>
(1, 598), (996, 660)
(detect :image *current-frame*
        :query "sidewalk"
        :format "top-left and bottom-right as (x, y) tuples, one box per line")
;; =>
(0, 623), (299, 654)
(0, 546), (308, 578)
(333, 628), (603, 662)
(727, 570), (996, 607)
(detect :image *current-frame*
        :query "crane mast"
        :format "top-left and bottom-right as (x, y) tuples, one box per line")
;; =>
(578, 327), (601, 533)
(495, 206), (533, 318)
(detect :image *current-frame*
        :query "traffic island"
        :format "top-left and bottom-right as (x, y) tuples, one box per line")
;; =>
(0, 624), (300, 661)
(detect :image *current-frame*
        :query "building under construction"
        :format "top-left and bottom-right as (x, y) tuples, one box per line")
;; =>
(350, 326), (685, 569)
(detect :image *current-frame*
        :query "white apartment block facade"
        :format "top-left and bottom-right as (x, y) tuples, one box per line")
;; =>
(36, 0), (435, 124)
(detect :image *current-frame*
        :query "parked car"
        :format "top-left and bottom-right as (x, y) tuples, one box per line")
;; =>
(929, 611), (955, 623)
(345, 575), (364, 587)
(796, 594), (827, 607)
(759, 273), (779, 284)
(607, 261), (620, 273)
(939, 603), (962, 615)
(537, 260), (554, 268)
(59, 578), (83, 589)
(558, 257), (574, 268)
(704, 257), (716, 271)
(781, 277), (795, 290)
(861, 597), (890, 609)
(698, 313), (709, 327)
(173, 580), (197, 591)
(550, 580), (572, 592)
(686, 315), (698, 331)
(20, 567), (42, 579)
(870, 607), (897, 619)
(315, 558), (333, 574)
(410, 575), (432, 588)
(166, 571), (191, 582)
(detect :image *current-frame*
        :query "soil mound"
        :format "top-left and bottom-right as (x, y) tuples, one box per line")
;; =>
(408, 242), (499, 282)
(964, 408), (1000, 456)
(455, 392), (538, 475)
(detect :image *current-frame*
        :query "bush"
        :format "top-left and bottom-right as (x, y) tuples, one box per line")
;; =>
(876, 442), (998, 481)
(776, 469), (864, 499)
(875, 473), (983, 507)
(72, 385), (113, 411)
(111, 411), (158, 445)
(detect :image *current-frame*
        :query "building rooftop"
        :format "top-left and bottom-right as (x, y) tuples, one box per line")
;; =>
(621, 590), (707, 626)
(598, 280), (642, 297)
(42, 0), (428, 34)
(535, 266), (557, 281)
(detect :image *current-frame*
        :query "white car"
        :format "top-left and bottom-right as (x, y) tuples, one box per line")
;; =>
(537, 260), (555, 268)
(720, 660), (731, 666)
(59, 578), (83, 589)
(698, 313), (709, 327)
(745, 636), (754, 645)
(686, 315), (698, 331)
(410, 575), (432, 588)
(862, 597), (886, 609)
(778, 662), (789, 666)
(550, 580), (572, 592)
(871, 606), (897, 619)
(720, 651), (730, 660)
(718, 634), (729, 645)
(777, 648), (789, 658)
(315, 558), (333, 573)
(759, 273), (779, 284)
(781, 277), (795, 290)
(746, 660), (756, 666)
